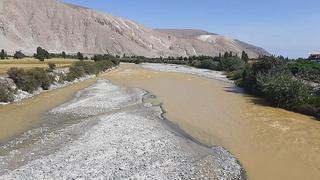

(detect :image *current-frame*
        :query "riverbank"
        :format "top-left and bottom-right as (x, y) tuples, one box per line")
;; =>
(0, 80), (244, 179)
(0, 61), (117, 104)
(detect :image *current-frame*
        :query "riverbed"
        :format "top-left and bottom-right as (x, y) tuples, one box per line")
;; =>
(1, 63), (320, 180)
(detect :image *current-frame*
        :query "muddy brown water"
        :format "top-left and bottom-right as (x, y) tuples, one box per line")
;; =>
(0, 78), (98, 143)
(1, 63), (320, 180)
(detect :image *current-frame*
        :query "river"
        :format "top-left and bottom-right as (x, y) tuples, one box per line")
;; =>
(1, 63), (320, 180)
(104, 63), (320, 180)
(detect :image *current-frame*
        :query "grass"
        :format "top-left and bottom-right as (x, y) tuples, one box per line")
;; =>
(0, 58), (78, 75)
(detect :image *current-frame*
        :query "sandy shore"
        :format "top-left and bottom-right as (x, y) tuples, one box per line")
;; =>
(0, 80), (244, 179)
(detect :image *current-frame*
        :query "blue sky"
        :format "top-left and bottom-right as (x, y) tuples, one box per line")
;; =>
(63, 0), (320, 58)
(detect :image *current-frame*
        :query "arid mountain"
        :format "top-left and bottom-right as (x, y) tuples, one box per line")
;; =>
(0, 0), (270, 57)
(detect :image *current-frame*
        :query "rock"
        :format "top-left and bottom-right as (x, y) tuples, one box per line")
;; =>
(0, 77), (17, 91)
(0, 77), (16, 103)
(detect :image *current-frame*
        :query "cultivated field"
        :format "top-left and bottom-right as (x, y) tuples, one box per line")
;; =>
(0, 58), (78, 75)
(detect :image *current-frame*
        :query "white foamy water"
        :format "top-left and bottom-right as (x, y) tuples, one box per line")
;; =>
(142, 63), (233, 83)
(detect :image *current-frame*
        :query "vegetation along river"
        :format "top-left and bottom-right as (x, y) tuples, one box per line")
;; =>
(1, 63), (319, 180)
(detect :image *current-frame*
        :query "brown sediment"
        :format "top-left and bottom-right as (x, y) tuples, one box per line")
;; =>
(103, 63), (320, 180)
(0, 78), (98, 143)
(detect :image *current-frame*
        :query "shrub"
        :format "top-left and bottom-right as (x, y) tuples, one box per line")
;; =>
(66, 66), (85, 81)
(135, 58), (141, 64)
(241, 57), (290, 92)
(13, 51), (25, 59)
(289, 60), (320, 83)
(73, 61), (98, 75)
(0, 86), (14, 102)
(93, 54), (115, 62)
(198, 59), (219, 70)
(28, 68), (53, 90)
(8, 67), (53, 92)
(217, 57), (245, 71)
(7, 67), (28, 89)
(228, 69), (244, 80)
(190, 60), (201, 67)
(47, 62), (56, 72)
(95, 60), (114, 72)
(256, 72), (312, 108)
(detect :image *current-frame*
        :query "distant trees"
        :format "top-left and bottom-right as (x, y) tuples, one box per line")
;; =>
(288, 60), (320, 83)
(0, 49), (7, 59)
(241, 51), (249, 63)
(13, 51), (25, 59)
(35, 47), (50, 61)
(93, 54), (114, 62)
(62, 51), (66, 59)
(77, 52), (84, 60)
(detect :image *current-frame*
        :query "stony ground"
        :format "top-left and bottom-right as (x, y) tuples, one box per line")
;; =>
(0, 80), (244, 180)
(142, 63), (233, 83)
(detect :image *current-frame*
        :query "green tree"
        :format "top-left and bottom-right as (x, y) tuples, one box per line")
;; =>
(13, 51), (25, 59)
(0, 49), (6, 59)
(77, 52), (84, 60)
(35, 47), (47, 61)
(257, 71), (311, 108)
(241, 51), (249, 63)
(62, 51), (66, 59)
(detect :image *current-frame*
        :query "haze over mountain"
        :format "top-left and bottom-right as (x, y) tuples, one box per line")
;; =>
(0, 0), (270, 57)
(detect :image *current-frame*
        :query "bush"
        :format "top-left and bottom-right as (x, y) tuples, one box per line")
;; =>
(13, 51), (25, 59)
(190, 60), (201, 67)
(8, 67), (28, 89)
(241, 57), (290, 92)
(47, 62), (56, 72)
(28, 68), (53, 90)
(66, 66), (85, 81)
(217, 57), (245, 71)
(8, 67), (53, 92)
(198, 59), (219, 70)
(0, 86), (14, 102)
(256, 72), (311, 108)
(289, 60), (320, 83)
(228, 69), (244, 80)
(95, 60), (114, 72)
(93, 54), (115, 62)
(73, 61), (98, 75)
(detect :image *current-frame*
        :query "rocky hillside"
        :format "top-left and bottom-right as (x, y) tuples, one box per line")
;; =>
(0, 0), (269, 58)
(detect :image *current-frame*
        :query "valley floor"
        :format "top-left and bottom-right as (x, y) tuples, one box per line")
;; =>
(1, 63), (320, 180)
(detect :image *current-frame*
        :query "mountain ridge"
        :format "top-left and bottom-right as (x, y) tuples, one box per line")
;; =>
(0, 0), (270, 58)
